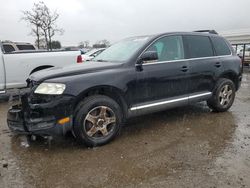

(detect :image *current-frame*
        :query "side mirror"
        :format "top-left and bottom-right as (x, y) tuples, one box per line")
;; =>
(138, 51), (158, 64)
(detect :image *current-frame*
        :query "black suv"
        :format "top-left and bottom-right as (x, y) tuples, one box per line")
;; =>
(7, 31), (242, 146)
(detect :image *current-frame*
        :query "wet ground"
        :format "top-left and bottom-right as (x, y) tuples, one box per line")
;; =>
(0, 72), (250, 188)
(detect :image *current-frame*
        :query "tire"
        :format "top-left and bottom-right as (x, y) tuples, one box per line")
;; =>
(73, 95), (123, 147)
(207, 78), (236, 112)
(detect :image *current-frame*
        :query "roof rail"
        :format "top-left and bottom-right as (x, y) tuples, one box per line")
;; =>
(194, 30), (218, 34)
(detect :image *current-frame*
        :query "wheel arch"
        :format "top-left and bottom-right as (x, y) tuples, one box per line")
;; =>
(74, 85), (129, 119)
(30, 65), (54, 75)
(219, 71), (239, 90)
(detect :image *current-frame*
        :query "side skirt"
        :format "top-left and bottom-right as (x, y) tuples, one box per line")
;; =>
(128, 92), (212, 117)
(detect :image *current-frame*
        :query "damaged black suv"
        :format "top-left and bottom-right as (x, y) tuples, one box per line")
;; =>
(7, 31), (242, 147)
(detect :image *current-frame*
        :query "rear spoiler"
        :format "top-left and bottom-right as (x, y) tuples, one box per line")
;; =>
(194, 30), (218, 35)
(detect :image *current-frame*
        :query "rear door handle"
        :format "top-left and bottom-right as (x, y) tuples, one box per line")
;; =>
(214, 62), (221, 68)
(181, 66), (188, 72)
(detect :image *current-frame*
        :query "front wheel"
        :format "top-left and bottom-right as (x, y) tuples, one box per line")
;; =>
(73, 95), (122, 147)
(207, 78), (236, 112)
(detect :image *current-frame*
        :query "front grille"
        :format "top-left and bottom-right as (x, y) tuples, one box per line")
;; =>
(29, 94), (60, 104)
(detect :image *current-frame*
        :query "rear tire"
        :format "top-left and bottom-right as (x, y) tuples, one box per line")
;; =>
(73, 95), (122, 147)
(207, 78), (236, 112)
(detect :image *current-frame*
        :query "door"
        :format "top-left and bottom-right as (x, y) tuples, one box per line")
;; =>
(0, 52), (5, 91)
(183, 35), (219, 100)
(134, 35), (190, 110)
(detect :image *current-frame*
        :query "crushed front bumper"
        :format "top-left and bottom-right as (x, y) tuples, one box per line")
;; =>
(7, 94), (75, 136)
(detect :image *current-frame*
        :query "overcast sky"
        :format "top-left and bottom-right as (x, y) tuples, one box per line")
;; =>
(0, 0), (249, 46)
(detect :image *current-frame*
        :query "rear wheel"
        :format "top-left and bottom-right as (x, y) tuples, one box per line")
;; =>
(73, 95), (122, 147)
(207, 78), (236, 112)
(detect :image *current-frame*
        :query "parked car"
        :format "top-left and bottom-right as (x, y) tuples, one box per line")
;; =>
(7, 31), (242, 147)
(2, 42), (37, 53)
(0, 41), (82, 93)
(81, 48), (105, 61)
(239, 47), (250, 65)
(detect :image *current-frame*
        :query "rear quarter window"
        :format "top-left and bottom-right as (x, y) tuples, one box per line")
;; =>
(211, 37), (231, 56)
(185, 35), (214, 58)
(3, 44), (15, 53)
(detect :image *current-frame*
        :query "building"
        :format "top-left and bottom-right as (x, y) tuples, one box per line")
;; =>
(220, 28), (250, 67)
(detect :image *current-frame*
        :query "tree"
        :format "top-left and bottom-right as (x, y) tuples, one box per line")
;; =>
(22, 1), (64, 50)
(49, 40), (61, 49)
(84, 40), (90, 48)
(78, 40), (90, 48)
(78, 42), (85, 48)
(99, 39), (110, 47)
(92, 39), (110, 48)
(35, 38), (47, 49)
(22, 2), (43, 48)
(39, 2), (64, 50)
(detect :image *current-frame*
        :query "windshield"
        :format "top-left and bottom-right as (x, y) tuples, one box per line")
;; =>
(93, 36), (151, 62)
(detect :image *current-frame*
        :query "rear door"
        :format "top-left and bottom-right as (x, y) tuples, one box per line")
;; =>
(183, 35), (219, 102)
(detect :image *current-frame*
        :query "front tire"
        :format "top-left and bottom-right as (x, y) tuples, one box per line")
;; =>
(73, 95), (122, 147)
(207, 78), (236, 112)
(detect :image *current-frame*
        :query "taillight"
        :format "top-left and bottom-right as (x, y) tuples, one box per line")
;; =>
(77, 55), (83, 63)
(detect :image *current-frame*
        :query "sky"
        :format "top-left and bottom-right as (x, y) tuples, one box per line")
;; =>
(0, 0), (249, 46)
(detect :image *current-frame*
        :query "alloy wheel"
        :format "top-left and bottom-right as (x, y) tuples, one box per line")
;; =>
(218, 84), (233, 107)
(83, 106), (116, 138)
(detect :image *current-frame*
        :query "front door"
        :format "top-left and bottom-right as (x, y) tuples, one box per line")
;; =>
(0, 53), (5, 91)
(133, 35), (190, 111)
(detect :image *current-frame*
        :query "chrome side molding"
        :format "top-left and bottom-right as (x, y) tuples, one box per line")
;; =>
(130, 92), (212, 111)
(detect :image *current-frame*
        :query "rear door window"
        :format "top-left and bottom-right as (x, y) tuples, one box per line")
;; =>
(211, 37), (231, 56)
(185, 35), (214, 58)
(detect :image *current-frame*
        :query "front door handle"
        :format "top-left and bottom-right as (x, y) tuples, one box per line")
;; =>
(181, 66), (189, 72)
(215, 62), (221, 68)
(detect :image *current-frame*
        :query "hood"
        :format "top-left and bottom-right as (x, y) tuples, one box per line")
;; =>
(30, 61), (121, 82)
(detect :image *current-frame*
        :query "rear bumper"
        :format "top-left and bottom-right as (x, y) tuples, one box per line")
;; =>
(237, 75), (242, 91)
(7, 94), (75, 136)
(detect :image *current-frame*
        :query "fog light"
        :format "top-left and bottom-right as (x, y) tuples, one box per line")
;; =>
(58, 117), (70, 125)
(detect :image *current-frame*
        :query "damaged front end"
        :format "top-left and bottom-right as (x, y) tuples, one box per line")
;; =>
(7, 81), (75, 137)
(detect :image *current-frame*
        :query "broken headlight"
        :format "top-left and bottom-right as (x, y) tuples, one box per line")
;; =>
(34, 83), (66, 95)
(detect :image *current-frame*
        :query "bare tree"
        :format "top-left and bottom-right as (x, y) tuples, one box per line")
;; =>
(39, 2), (64, 50)
(99, 39), (110, 47)
(22, 1), (64, 50)
(93, 39), (110, 48)
(78, 42), (85, 48)
(22, 2), (43, 48)
(84, 40), (90, 48)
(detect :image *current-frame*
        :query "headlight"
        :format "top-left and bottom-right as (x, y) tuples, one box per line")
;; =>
(34, 83), (66, 95)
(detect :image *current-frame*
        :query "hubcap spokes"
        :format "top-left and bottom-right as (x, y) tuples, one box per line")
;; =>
(84, 106), (116, 138)
(219, 84), (233, 106)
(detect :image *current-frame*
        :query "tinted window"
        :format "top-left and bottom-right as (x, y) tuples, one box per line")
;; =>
(16, 45), (35, 50)
(211, 37), (231, 56)
(3, 44), (15, 53)
(185, 35), (214, 58)
(145, 35), (184, 62)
